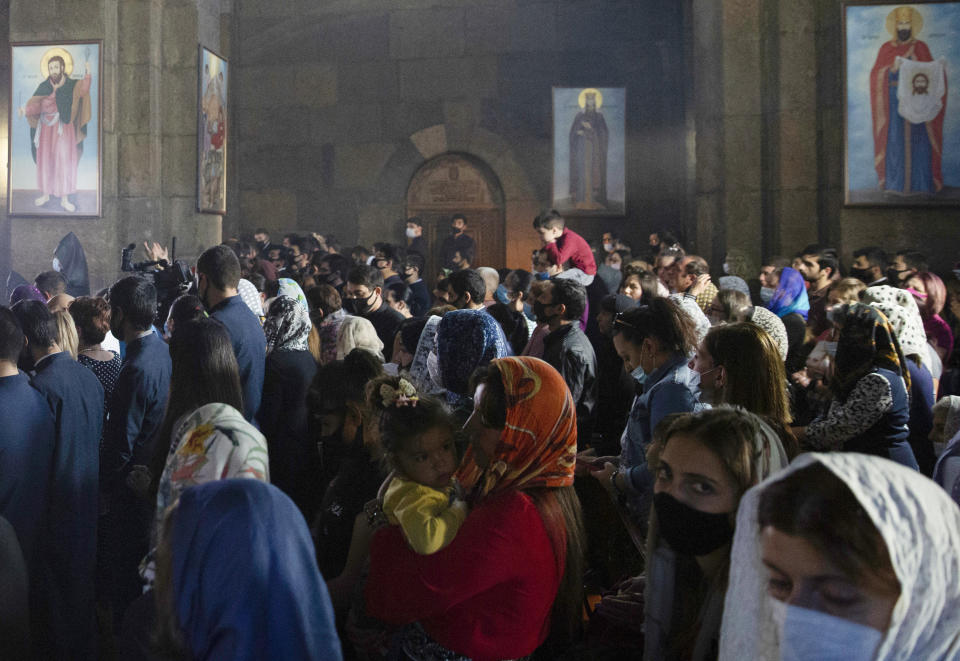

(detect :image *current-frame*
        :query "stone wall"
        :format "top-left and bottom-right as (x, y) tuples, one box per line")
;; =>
(691, 0), (960, 274)
(2, 0), (226, 297)
(230, 0), (691, 269)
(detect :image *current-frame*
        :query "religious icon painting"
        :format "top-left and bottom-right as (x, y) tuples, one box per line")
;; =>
(552, 87), (626, 216)
(843, 1), (960, 206)
(8, 41), (102, 217)
(197, 46), (228, 214)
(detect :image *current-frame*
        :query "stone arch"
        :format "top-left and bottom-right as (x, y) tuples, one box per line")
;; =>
(406, 153), (505, 279)
(367, 123), (542, 270)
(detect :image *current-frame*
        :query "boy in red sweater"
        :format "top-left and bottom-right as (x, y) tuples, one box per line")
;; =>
(534, 210), (597, 286)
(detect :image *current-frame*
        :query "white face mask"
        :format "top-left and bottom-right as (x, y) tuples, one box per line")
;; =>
(722, 261), (731, 274)
(603, 242), (614, 252)
(52, 256), (62, 272)
(608, 262), (621, 271)
(405, 227), (418, 239)
(770, 599), (883, 661)
(760, 287), (775, 303)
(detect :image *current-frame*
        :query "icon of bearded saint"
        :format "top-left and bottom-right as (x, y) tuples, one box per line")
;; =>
(868, 6), (946, 195)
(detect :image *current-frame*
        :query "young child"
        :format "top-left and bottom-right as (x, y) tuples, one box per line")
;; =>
(533, 209), (597, 286)
(370, 375), (467, 554)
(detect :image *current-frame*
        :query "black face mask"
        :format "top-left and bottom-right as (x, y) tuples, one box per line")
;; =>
(898, 28), (912, 42)
(653, 492), (734, 556)
(533, 301), (555, 323)
(450, 226), (462, 235)
(342, 293), (374, 316)
(848, 267), (873, 285)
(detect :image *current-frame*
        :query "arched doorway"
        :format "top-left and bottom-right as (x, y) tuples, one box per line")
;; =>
(406, 154), (505, 282)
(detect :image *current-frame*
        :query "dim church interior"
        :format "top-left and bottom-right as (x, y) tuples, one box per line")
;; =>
(1, 0), (959, 293)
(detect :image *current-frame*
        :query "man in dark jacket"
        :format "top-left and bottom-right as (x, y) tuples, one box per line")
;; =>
(198, 244), (266, 422)
(538, 278), (598, 443)
(14, 300), (103, 659)
(101, 276), (172, 625)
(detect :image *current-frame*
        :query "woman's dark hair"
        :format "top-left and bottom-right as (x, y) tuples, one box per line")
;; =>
(703, 323), (791, 430)
(366, 375), (456, 471)
(469, 363), (586, 642)
(69, 296), (111, 346)
(396, 316), (428, 355)
(505, 269), (533, 300)
(306, 284), (341, 316)
(619, 269), (659, 304)
(148, 318), (244, 499)
(307, 348), (384, 416)
(613, 296), (698, 356)
(166, 295), (205, 333)
(758, 463), (900, 597)
(486, 303), (529, 356)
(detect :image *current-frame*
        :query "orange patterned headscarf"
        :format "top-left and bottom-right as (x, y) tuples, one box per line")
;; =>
(456, 356), (578, 500)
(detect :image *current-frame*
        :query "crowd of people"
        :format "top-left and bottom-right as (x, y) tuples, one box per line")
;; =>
(1, 214), (960, 660)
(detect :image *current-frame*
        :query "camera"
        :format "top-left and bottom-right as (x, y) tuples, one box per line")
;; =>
(120, 240), (194, 325)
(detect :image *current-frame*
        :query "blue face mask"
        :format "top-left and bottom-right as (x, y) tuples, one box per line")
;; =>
(494, 283), (510, 305)
(630, 364), (647, 384)
(760, 286), (775, 303)
(771, 599), (883, 661)
(534, 271), (550, 281)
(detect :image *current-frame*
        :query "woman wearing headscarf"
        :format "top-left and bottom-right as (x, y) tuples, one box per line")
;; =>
(9, 284), (45, 306)
(336, 315), (385, 361)
(122, 320), (269, 659)
(407, 314), (444, 396)
(366, 357), (585, 661)
(237, 278), (264, 323)
(765, 266), (809, 373)
(797, 304), (918, 469)
(260, 296), (317, 516)
(932, 396), (960, 505)
(720, 452), (960, 661)
(152, 479), (342, 660)
(53, 232), (90, 296)
(640, 408), (789, 661)
(863, 285), (937, 474)
(436, 308), (511, 422)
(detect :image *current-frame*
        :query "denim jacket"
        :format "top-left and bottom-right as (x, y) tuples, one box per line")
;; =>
(621, 353), (702, 509)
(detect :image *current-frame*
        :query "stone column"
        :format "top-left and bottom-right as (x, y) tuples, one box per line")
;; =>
(4, 0), (225, 294)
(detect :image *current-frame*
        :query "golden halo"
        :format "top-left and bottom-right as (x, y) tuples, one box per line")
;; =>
(578, 88), (603, 110)
(886, 6), (923, 39)
(40, 47), (74, 77)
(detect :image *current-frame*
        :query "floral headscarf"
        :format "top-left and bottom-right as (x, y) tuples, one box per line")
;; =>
(437, 309), (511, 404)
(278, 278), (309, 313)
(766, 267), (809, 321)
(862, 285), (928, 359)
(834, 303), (911, 400)
(264, 296), (312, 355)
(155, 403), (269, 537)
(456, 357), (577, 501)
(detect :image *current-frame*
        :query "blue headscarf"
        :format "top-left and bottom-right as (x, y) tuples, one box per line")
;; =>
(436, 309), (511, 402)
(766, 267), (810, 321)
(170, 479), (342, 661)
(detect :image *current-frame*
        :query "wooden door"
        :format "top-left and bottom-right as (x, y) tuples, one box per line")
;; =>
(406, 155), (505, 285)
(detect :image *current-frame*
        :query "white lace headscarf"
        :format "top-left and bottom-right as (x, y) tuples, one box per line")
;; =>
(862, 285), (928, 359)
(720, 452), (960, 660)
